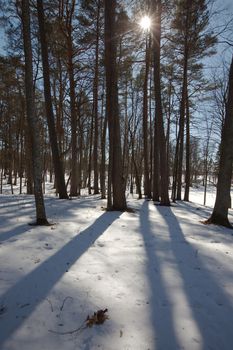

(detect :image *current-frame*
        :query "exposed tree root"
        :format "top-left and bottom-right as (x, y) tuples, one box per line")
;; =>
(29, 219), (52, 226)
(202, 215), (233, 229)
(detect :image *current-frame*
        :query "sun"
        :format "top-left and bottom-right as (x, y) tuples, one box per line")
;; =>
(139, 15), (151, 31)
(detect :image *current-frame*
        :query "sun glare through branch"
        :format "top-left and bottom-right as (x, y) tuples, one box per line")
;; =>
(139, 15), (151, 31)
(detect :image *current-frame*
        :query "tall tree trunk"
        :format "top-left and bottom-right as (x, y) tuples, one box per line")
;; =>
(104, 0), (127, 211)
(143, 35), (151, 198)
(25, 129), (33, 194)
(68, 34), (78, 196)
(122, 81), (129, 190)
(153, 118), (160, 202)
(57, 57), (65, 155)
(62, 0), (79, 197)
(77, 118), (83, 195)
(130, 128), (142, 199)
(21, 0), (48, 225)
(171, 115), (180, 201)
(176, 58), (187, 200)
(176, 2), (189, 201)
(206, 56), (233, 228)
(93, 0), (101, 195)
(37, 0), (68, 199)
(184, 86), (190, 201)
(152, 0), (170, 206)
(203, 116), (214, 206)
(166, 77), (173, 188)
(100, 100), (107, 199)
(88, 107), (94, 194)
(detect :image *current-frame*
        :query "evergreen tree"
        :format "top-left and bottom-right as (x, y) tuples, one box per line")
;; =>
(170, 0), (216, 201)
(21, 0), (49, 225)
(104, 0), (127, 210)
(152, 0), (170, 206)
(206, 56), (233, 228)
(37, 0), (68, 199)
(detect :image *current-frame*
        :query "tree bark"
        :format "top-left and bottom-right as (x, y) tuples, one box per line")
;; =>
(62, 0), (79, 197)
(206, 56), (233, 228)
(93, 0), (101, 195)
(152, 0), (170, 206)
(153, 118), (160, 202)
(104, 0), (127, 211)
(176, 0), (189, 201)
(37, 0), (68, 199)
(143, 35), (151, 198)
(176, 55), (188, 200)
(184, 85), (190, 201)
(21, 0), (48, 225)
(100, 99), (107, 199)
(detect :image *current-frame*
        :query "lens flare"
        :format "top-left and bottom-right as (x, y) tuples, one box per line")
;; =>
(139, 16), (151, 31)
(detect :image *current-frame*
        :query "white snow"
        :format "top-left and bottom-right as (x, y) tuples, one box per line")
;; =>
(0, 184), (233, 350)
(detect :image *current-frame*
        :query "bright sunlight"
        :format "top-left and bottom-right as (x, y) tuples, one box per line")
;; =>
(139, 15), (151, 31)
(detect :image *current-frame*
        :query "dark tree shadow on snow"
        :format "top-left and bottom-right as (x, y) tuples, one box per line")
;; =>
(156, 205), (233, 350)
(0, 224), (33, 243)
(140, 201), (233, 350)
(139, 201), (180, 350)
(0, 210), (121, 348)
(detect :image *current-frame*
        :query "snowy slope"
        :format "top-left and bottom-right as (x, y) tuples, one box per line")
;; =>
(0, 189), (233, 350)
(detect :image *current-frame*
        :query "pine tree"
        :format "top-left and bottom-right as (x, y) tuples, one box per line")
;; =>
(104, 0), (127, 211)
(205, 56), (233, 228)
(152, 0), (170, 206)
(78, 0), (104, 195)
(21, 0), (49, 225)
(170, 0), (216, 201)
(37, 0), (68, 199)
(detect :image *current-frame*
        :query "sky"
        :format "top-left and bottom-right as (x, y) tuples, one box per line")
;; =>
(0, 0), (232, 56)
(0, 0), (233, 54)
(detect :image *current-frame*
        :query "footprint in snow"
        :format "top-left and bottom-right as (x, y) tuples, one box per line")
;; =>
(44, 243), (53, 250)
(0, 306), (7, 315)
(116, 293), (125, 299)
(8, 239), (18, 243)
(34, 258), (41, 264)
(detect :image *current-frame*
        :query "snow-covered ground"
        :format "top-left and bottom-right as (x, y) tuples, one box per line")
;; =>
(0, 184), (233, 350)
